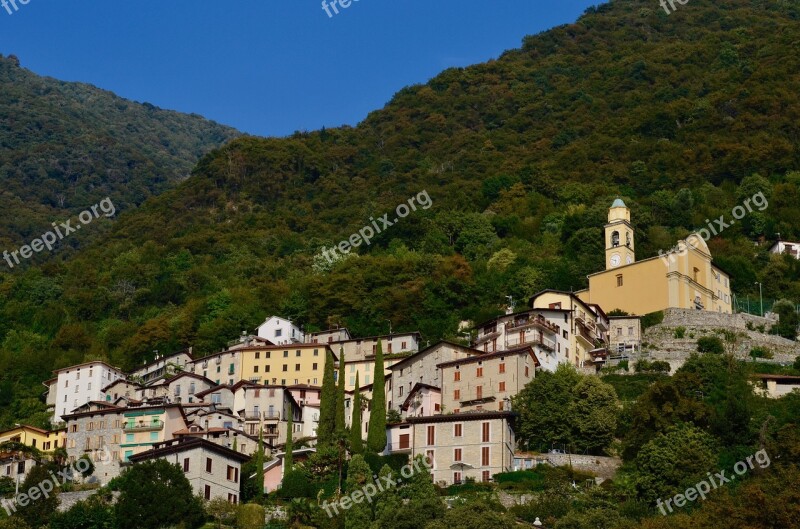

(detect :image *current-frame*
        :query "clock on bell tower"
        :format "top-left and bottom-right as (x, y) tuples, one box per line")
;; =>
(605, 198), (635, 270)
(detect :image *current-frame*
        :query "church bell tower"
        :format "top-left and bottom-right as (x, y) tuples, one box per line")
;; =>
(605, 198), (635, 270)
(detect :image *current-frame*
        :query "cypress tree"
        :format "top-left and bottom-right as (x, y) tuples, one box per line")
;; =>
(336, 347), (346, 434)
(254, 430), (265, 496)
(318, 348), (337, 446)
(284, 408), (294, 474)
(367, 339), (387, 453)
(349, 372), (363, 454)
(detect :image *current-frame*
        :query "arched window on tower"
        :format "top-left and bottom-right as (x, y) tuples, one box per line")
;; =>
(611, 231), (620, 247)
(626, 232), (631, 247)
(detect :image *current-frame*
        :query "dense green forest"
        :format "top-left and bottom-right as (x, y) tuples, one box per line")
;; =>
(2, 0), (800, 428)
(0, 54), (240, 248)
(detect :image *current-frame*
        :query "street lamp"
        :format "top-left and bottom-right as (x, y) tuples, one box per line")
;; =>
(755, 282), (763, 316)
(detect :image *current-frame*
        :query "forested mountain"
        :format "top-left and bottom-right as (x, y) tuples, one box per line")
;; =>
(3, 0), (800, 427)
(0, 54), (240, 247)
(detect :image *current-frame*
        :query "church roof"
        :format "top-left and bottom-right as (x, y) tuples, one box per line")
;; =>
(611, 198), (627, 208)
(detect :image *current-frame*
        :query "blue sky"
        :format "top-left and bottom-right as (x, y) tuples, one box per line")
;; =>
(1, 1), (601, 137)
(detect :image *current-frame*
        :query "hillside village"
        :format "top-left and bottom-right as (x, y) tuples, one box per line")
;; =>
(2, 200), (799, 517)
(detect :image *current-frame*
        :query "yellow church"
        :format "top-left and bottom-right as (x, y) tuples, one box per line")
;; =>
(575, 199), (732, 315)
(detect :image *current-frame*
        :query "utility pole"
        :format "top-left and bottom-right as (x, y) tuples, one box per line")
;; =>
(755, 282), (763, 316)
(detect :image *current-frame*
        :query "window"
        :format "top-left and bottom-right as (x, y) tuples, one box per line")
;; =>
(482, 470), (491, 482)
(476, 367), (483, 377)
(616, 274), (623, 287)
(265, 365), (270, 372)
(255, 352), (260, 359)
(482, 447), (490, 466)
(454, 371), (461, 382)
(454, 424), (462, 437)
(295, 364), (300, 371)
(254, 366), (259, 373)
(476, 386), (483, 399)
(563, 330), (568, 339)
(227, 465), (237, 481)
(498, 363), (505, 374)
(425, 450), (434, 468)
(275, 329), (282, 337)
(453, 472), (462, 484)
(296, 350), (301, 357)
(228, 493), (238, 504)
(183, 458), (190, 472)
(454, 448), (462, 462)
(525, 366), (530, 377)
(628, 327), (634, 336)
(283, 365), (288, 372)
(126, 434), (134, 443)
(426, 425), (435, 446)
(206, 458), (213, 473)
(454, 389), (460, 401)
(499, 381), (506, 392)
(399, 386), (404, 397)
(399, 434), (410, 449)
(314, 349), (319, 356)
(401, 341), (407, 349)
(312, 363), (318, 370)
(482, 422), (490, 442)
(204, 485), (211, 500)
(283, 351), (289, 358)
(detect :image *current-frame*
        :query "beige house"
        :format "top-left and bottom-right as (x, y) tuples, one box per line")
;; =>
(404, 412), (516, 485)
(130, 437), (250, 503)
(576, 199), (732, 315)
(529, 290), (610, 368)
(608, 315), (642, 356)
(438, 346), (538, 414)
(387, 341), (483, 417)
(753, 374), (800, 398)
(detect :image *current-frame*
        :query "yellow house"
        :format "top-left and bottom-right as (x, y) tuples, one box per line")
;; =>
(576, 199), (732, 315)
(239, 344), (334, 387)
(0, 425), (66, 452)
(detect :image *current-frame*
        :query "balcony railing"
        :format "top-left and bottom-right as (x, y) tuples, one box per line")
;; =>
(243, 411), (281, 421)
(505, 315), (559, 334)
(505, 334), (556, 351)
(263, 431), (279, 439)
(123, 422), (164, 433)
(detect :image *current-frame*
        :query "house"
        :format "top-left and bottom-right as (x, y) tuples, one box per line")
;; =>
(769, 240), (800, 259)
(307, 327), (351, 344)
(472, 309), (569, 372)
(136, 372), (216, 404)
(400, 412), (516, 486)
(63, 404), (188, 484)
(333, 332), (420, 363)
(529, 290), (610, 369)
(753, 374), (800, 398)
(263, 447), (316, 493)
(0, 425), (66, 452)
(256, 316), (305, 345)
(387, 341), (483, 417)
(608, 315), (642, 357)
(101, 379), (141, 403)
(438, 346), (538, 414)
(231, 384), (302, 441)
(172, 424), (260, 457)
(129, 437), (250, 503)
(50, 361), (126, 423)
(239, 344), (333, 387)
(576, 199), (732, 314)
(128, 348), (194, 385)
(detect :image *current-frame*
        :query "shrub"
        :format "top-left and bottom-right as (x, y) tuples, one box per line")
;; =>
(278, 469), (315, 499)
(674, 326), (686, 339)
(697, 336), (724, 354)
(641, 311), (664, 330)
(237, 503), (266, 529)
(749, 346), (773, 360)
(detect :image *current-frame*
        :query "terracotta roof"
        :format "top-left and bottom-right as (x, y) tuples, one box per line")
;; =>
(128, 437), (250, 464)
(389, 341), (484, 371)
(437, 346), (540, 369)
(406, 411), (516, 424)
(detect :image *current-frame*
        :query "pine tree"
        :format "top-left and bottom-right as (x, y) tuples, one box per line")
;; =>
(284, 408), (294, 474)
(318, 348), (337, 446)
(367, 340), (387, 453)
(349, 371), (363, 455)
(336, 346), (346, 434)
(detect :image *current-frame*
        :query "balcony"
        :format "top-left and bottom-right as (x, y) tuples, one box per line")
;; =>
(505, 334), (556, 352)
(505, 315), (558, 334)
(263, 430), (279, 439)
(243, 411), (281, 421)
(123, 421), (164, 433)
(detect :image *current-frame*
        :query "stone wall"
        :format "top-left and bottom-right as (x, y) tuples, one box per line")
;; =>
(636, 309), (800, 369)
(514, 452), (621, 480)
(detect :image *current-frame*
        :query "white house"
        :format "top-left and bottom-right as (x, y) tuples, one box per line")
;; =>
(769, 240), (800, 259)
(256, 316), (305, 345)
(51, 361), (126, 423)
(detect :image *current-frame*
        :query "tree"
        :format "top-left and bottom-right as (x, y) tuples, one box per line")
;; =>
(285, 408), (294, 474)
(350, 371), (364, 455)
(771, 299), (799, 340)
(114, 459), (205, 529)
(345, 455), (374, 529)
(697, 336), (725, 354)
(513, 364), (618, 454)
(236, 503), (266, 529)
(336, 346), (346, 434)
(633, 425), (717, 503)
(367, 340), (387, 453)
(205, 498), (237, 529)
(318, 348), (338, 446)
(426, 498), (516, 529)
(13, 462), (60, 527)
(254, 430), (265, 499)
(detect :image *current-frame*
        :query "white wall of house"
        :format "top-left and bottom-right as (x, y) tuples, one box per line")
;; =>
(53, 362), (125, 422)
(257, 316), (304, 345)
